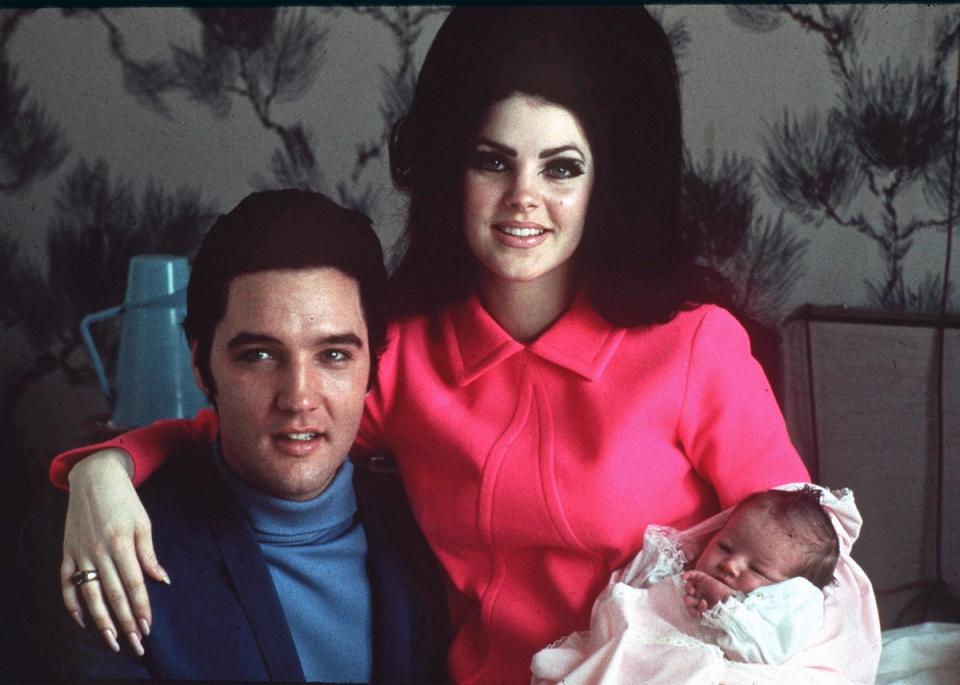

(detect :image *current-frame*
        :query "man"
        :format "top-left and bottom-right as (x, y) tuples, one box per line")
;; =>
(26, 190), (447, 682)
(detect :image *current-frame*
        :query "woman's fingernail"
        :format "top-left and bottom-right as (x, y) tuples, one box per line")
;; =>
(128, 631), (145, 657)
(159, 567), (171, 585)
(138, 617), (151, 637)
(71, 610), (85, 629)
(103, 628), (120, 653)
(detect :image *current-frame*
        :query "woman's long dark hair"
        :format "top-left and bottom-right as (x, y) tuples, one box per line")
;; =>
(388, 6), (731, 327)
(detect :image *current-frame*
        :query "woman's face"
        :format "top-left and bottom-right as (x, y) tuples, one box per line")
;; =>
(462, 93), (594, 292)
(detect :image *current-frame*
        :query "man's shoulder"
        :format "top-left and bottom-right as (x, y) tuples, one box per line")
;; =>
(138, 443), (223, 523)
(145, 442), (216, 485)
(351, 457), (452, 682)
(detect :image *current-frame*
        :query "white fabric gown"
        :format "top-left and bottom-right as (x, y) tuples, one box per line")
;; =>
(529, 483), (882, 685)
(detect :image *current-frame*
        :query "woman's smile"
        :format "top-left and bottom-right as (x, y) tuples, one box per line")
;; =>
(493, 221), (550, 247)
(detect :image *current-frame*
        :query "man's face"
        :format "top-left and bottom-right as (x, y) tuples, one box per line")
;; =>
(195, 267), (370, 500)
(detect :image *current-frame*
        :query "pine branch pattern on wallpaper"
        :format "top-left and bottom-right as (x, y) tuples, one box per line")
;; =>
(1, 5), (957, 466)
(729, 4), (960, 312)
(0, 9), (69, 194)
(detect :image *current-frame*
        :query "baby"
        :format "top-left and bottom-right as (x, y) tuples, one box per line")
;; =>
(531, 484), (855, 685)
(682, 486), (839, 626)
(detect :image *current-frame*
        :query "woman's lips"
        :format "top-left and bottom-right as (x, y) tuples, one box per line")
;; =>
(493, 222), (550, 248)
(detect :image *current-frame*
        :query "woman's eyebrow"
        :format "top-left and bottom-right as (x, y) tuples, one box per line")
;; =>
(476, 138), (516, 156)
(540, 145), (584, 159)
(475, 138), (585, 160)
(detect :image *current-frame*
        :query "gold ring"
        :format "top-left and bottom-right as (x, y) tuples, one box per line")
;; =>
(72, 569), (100, 587)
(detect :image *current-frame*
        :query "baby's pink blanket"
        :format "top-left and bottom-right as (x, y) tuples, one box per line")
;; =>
(530, 484), (882, 684)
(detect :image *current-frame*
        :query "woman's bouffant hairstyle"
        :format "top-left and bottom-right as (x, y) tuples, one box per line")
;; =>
(737, 486), (840, 589)
(387, 6), (730, 325)
(183, 189), (388, 395)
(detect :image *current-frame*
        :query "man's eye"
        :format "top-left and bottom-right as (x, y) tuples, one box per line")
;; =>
(544, 158), (585, 179)
(718, 542), (732, 553)
(321, 349), (351, 364)
(238, 349), (272, 363)
(470, 151), (508, 172)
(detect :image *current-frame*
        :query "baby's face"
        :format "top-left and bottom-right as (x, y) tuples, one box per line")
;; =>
(693, 505), (808, 594)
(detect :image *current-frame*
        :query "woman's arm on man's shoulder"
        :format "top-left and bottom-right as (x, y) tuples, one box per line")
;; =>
(49, 408), (219, 489)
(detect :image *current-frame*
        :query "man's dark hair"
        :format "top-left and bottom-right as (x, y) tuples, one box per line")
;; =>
(183, 189), (387, 394)
(737, 486), (840, 589)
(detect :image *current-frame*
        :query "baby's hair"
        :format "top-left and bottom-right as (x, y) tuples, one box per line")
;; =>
(736, 486), (840, 588)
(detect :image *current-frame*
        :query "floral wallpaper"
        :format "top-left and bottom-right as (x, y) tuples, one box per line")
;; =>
(1, 5), (958, 609)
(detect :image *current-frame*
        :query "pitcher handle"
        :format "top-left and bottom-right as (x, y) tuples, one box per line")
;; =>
(80, 304), (125, 407)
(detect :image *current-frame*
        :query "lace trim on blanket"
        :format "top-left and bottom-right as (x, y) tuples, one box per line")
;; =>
(628, 626), (721, 652)
(628, 525), (689, 585)
(701, 593), (746, 625)
(646, 525), (688, 567)
(544, 630), (589, 650)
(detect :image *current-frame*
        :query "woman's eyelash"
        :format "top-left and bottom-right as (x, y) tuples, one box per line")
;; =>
(545, 158), (585, 178)
(469, 150), (585, 178)
(469, 150), (507, 171)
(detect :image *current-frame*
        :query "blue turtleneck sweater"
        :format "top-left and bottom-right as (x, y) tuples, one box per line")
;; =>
(214, 448), (373, 683)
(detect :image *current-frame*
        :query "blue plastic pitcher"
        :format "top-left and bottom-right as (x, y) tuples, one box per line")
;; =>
(81, 255), (208, 428)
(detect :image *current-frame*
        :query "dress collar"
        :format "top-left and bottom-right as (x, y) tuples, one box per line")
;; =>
(444, 291), (625, 386)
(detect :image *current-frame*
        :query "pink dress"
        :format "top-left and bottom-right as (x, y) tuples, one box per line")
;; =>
(53, 294), (811, 683)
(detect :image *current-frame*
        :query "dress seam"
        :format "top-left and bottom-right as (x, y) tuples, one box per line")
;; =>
(676, 307), (712, 457)
(532, 370), (592, 553)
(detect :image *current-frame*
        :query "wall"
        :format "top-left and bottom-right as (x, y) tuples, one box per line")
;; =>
(1, 4), (958, 631)
(782, 309), (960, 627)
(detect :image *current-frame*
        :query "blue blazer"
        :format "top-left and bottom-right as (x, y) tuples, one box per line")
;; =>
(29, 448), (449, 683)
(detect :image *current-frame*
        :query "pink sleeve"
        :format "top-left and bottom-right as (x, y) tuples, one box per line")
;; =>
(353, 325), (397, 457)
(679, 307), (810, 508)
(355, 391), (387, 457)
(49, 408), (219, 490)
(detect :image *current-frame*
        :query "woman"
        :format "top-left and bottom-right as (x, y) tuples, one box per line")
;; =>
(50, 7), (874, 683)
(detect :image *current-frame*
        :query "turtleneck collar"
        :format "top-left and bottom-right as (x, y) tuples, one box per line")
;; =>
(213, 440), (358, 546)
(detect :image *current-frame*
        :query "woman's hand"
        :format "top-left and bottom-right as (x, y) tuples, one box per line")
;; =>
(60, 449), (170, 656)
